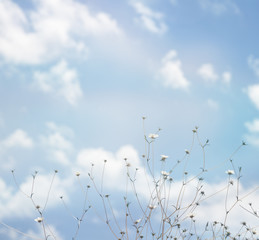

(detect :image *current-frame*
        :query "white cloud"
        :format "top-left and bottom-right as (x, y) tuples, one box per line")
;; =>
(198, 63), (218, 82)
(198, 0), (240, 15)
(207, 98), (219, 110)
(222, 71), (231, 84)
(247, 84), (259, 110)
(159, 50), (190, 90)
(247, 55), (259, 110)
(33, 60), (83, 105)
(130, 1), (167, 34)
(245, 119), (259, 147)
(245, 119), (259, 133)
(248, 55), (259, 78)
(0, 0), (122, 64)
(0, 223), (64, 240)
(75, 145), (154, 201)
(40, 122), (74, 165)
(0, 173), (71, 220)
(1, 129), (34, 149)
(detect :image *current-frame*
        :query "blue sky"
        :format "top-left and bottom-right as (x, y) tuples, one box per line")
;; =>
(0, 0), (259, 239)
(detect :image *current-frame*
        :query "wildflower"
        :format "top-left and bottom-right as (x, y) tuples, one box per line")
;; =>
(75, 171), (80, 177)
(34, 217), (43, 223)
(134, 219), (141, 224)
(185, 149), (190, 154)
(161, 171), (169, 177)
(160, 155), (168, 161)
(126, 163), (131, 167)
(148, 133), (159, 139)
(189, 213), (195, 219)
(148, 204), (156, 210)
(226, 170), (235, 175)
(35, 205), (40, 209)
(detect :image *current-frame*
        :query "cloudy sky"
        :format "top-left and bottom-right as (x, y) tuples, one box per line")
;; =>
(0, 0), (259, 239)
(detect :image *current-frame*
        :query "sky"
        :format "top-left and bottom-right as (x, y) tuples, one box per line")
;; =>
(0, 0), (259, 239)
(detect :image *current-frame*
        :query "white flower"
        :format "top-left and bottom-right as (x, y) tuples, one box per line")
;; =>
(34, 217), (43, 223)
(226, 170), (235, 175)
(148, 205), (157, 210)
(161, 171), (169, 176)
(161, 155), (168, 161)
(134, 219), (141, 224)
(148, 133), (159, 139)
(75, 171), (80, 176)
(189, 213), (195, 219)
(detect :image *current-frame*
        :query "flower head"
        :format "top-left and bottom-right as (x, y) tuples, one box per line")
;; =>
(160, 155), (168, 161)
(226, 170), (235, 175)
(161, 171), (169, 177)
(148, 205), (157, 210)
(34, 217), (43, 223)
(148, 133), (159, 139)
(75, 171), (80, 177)
(134, 219), (141, 224)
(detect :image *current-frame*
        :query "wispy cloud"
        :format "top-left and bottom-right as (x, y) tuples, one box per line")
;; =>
(1, 129), (34, 149)
(245, 119), (259, 133)
(0, 225), (64, 240)
(159, 50), (190, 90)
(33, 60), (83, 105)
(198, 0), (240, 15)
(245, 119), (259, 147)
(40, 122), (74, 165)
(198, 63), (231, 85)
(75, 145), (153, 195)
(247, 55), (259, 110)
(0, 0), (122, 64)
(222, 71), (232, 84)
(248, 55), (259, 78)
(130, 1), (167, 34)
(247, 84), (259, 110)
(198, 63), (218, 82)
(0, 173), (71, 220)
(207, 98), (219, 110)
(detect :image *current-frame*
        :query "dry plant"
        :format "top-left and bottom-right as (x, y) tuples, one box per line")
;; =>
(1, 118), (259, 240)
